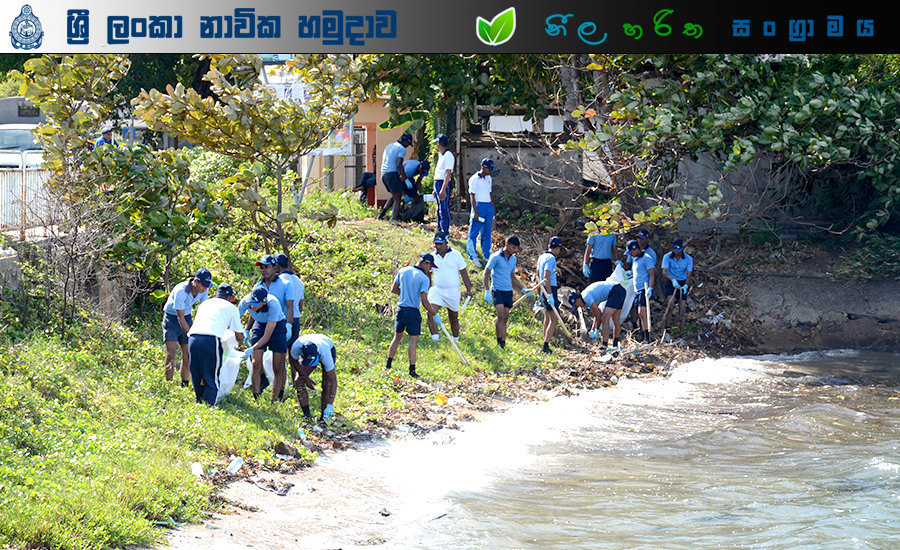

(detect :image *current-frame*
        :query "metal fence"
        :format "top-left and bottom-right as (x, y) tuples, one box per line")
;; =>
(0, 167), (52, 236)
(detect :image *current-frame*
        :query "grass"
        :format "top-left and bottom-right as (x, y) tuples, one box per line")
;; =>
(0, 190), (553, 549)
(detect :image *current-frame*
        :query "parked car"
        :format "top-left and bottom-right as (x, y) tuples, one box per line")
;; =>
(0, 123), (43, 168)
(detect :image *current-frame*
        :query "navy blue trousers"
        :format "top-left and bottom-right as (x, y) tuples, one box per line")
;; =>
(188, 334), (221, 406)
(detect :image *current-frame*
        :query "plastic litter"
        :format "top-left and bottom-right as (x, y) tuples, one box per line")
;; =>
(190, 462), (203, 477)
(297, 428), (306, 440)
(225, 456), (244, 474)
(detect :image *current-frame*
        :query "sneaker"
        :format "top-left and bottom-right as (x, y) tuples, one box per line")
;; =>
(497, 338), (506, 349)
(471, 257), (483, 268)
(541, 343), (552, 354)
(408, 366), (419, 379)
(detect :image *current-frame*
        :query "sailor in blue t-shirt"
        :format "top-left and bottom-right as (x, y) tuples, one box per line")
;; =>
(290, 334), (338, 422)
(482, 235), (531, 349)
(162, 268), (213, 386)
(379, 133), (412, 221)
(661, 237), (694, 335)
(582, 232), (622, 283)
(385, 253), (442, 379)
(238, 286), (287, 401)
(568, 280), (627, 348)
(537, 236), (563, 355)
(627, 239), (656, 342)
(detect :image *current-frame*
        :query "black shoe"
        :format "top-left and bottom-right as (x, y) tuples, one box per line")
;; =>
(541, 343), (551, 354)
(409, 366), (418, 379)
(181, 379), (190, 388)
(498, 338), (506, 349)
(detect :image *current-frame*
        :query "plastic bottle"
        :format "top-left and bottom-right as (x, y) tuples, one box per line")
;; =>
(226, 456), (244, 474)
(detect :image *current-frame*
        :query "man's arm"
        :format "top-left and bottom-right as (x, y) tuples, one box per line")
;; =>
(460, 268), (473, 296)
(391, 281), (401, 296)
(176, 309), (190, 334)
(583, 243), (593, 267)
(421, 291), (439, 316)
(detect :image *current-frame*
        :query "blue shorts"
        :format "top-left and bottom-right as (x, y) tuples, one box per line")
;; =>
(382, 172), (404, 194)
(606, 285), (626, 310)
(665, 279), (689, 301)
(251, 319), (288, 353)
(492, 290), (514, 309)
(634, 289), (649, 310)
(589, 258), (613, 283)
(394, 306), (422, 336)
(163, 312), (192, 345)
(540, 286), (559, 312)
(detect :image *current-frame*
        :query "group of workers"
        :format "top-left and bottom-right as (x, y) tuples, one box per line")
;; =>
(161, 129), (696, 422)
(162, 253), (336, 422)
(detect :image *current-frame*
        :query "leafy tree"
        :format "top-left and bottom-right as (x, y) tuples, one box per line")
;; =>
(134, 54), (371, 256)
(15, 55), (225, 329)
(580, 54), (900, 234)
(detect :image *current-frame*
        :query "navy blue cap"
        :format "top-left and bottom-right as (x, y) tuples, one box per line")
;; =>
(246, 286), (268, 306)
(568, 292), (582, 306)
(300, 343), (320, 366)
(399, 133), (413, 145)
(216, 283), (235, 299)
(433, 231), (448, 244)
(420, 252), (437, 267)
(419, 160), (431, 174)
(672, 238), (684, 251)
(481, 158), (497, 171)
(636, 229), (650, 239)
(194, 268), (213, 288)
(274, 253), (290, 268)
(435, 133), (449, 146)
(255, 254), (277, 267)
(549, 236), (563, 248)
(626, 239), (640, 253)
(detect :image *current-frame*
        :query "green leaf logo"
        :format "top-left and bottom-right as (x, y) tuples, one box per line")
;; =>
(476, 7), (516, 46)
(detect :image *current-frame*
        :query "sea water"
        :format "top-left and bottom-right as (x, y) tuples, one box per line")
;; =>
(375, 351), (900, 549)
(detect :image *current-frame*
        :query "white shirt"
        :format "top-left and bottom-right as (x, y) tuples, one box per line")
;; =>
(435, 150), (454, 181)
(468, 172), (493, 203)
(431, 248), (467, 289)
(188, 297), (244, 339)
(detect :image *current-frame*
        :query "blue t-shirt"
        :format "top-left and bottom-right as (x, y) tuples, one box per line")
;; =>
(395, 265), (430, 309)
(279, 271), (305, 318)
(403, 160), (421, 180)
(94, 136), (118, 148)
(290, 334), (336, 372)
(662, 252), (693, 281)
(485, 250), (518, 292)
(255, 277), (293, 319)
(163, 280), (208, 315)
(632, 254), (656, 291)
(627, 246), (657, 267)
(587, 234), (617, 260)
(239, 294), (285, 324)
(536, 251), (558, 287)
(581, 281), (620, 308)
(381, 141), (407, 174)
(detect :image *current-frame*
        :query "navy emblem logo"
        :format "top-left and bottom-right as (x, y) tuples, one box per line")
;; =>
(10, 5), (43, 50)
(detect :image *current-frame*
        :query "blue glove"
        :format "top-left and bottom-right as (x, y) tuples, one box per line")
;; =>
(615, 260), (624, 268)
(244, 328), (252, 341)
(434, 314), (443, 328)
(323, 404), (333, 419)
(582, 264), (591, 278)
(646, 287), (654, 299)
(484, 289), (492, 304)
(285, 323), (293, 341)
(546, 294), (556, 306)
(523, 288), (533, 297)
(241, 348), (253, 360)
(589, 329), (600, 340)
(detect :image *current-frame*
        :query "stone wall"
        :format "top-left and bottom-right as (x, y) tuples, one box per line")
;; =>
(462, 136), (582, 226)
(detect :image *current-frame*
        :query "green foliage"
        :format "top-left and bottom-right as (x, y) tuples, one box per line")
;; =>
(364, 55), (557, 128)
(0, 72), (23, 98)
(134, 54), (372, 255)
(587, 54), (900, 233)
